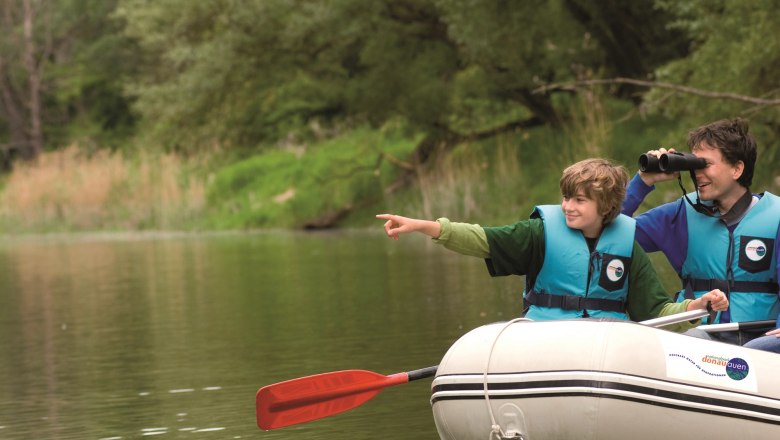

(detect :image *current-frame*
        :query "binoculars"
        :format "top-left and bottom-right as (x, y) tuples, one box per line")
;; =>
(638, 152), (706, 173)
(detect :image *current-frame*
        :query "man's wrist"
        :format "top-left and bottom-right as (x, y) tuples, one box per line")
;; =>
(638, 172), (656, 187)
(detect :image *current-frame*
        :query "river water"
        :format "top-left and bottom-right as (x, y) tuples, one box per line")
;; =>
(0, 230), (520, 439)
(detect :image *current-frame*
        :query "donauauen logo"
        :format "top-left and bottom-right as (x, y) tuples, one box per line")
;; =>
(745, 239), (767, 262)
(606, 259), (625, 282)
(669, 353), (751, 381)
(702, 355), (750, 381)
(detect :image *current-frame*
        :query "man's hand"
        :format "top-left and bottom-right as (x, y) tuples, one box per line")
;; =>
(639, 147), (681, 186)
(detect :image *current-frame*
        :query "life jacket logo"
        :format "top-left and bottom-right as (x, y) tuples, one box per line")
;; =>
(606, 259), (625, 282)
(745, 239), (767, 262)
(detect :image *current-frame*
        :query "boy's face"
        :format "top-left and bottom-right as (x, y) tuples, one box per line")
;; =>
(561, 191), (602, 238)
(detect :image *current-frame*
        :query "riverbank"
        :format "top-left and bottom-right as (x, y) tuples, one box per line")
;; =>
(1, 114), (777, 234)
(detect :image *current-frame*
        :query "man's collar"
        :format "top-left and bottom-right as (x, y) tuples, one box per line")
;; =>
(717, 189), (754, 226)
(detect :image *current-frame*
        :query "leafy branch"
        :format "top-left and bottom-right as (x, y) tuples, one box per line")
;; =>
(533, 77), (780, 107)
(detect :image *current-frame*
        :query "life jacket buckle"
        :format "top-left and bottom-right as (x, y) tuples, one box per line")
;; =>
(562, 295), (584, 311)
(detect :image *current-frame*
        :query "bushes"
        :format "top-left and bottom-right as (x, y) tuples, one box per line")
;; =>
(204, 127), (419, 228)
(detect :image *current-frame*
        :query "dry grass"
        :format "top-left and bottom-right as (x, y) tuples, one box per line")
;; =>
(0, 145), (206, 231)
(566, 84), (610, 158)
(415, 136), (528, 223)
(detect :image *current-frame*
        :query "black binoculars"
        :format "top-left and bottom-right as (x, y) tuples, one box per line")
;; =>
(638, 152), (706, 173)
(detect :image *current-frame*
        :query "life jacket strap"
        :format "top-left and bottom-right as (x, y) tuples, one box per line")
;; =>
(686, 278), (779, 294)
(525, 290), (626, 313)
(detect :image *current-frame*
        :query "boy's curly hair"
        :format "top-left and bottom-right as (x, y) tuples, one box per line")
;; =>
(560, 158), (628, 225)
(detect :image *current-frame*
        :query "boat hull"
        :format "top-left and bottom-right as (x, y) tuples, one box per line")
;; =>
(431, 319), (780, 439)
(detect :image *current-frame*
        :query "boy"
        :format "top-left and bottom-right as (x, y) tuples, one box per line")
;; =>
(378, 158), (726, 330)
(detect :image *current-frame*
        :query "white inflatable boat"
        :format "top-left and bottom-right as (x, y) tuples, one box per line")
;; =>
(432, 319), (780, 440)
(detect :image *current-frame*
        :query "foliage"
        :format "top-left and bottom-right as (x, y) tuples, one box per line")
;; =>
(369, 97), (698, 227)
(2, 0), (780, 232)
(649, 1), (780, 136)
(0, 0), (138, 155)
(204, 127), (419, 228)
(115, 0), (691, 152)
(116, 0), (457, 150)
(632, 0), (780, 187)
(3, 0), (780, 155)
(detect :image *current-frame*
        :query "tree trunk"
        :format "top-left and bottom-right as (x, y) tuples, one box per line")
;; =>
(22, 0), (42, 159)
(0, 57), (27, 169)
(0, 59), (26, 142)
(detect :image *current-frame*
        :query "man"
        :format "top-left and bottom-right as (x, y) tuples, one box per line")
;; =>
(622, 118), (780, 351)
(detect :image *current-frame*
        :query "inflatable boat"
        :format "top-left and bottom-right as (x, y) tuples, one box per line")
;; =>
(432, 319), (780, 440)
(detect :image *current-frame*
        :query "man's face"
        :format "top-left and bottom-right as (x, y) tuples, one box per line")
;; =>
(692, 142), (744, 202)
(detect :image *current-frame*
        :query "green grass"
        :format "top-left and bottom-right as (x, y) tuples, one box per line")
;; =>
(203, 126), (420, 229)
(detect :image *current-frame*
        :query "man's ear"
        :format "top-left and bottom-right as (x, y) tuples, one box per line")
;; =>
(733, 160), (745, 181)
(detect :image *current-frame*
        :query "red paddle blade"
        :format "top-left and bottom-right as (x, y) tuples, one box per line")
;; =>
(257, 369), (408, 430)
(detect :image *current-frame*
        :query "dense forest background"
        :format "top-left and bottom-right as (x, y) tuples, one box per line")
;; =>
(1, 0), (779, 232)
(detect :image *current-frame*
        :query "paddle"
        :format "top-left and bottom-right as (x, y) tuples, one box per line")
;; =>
(636, 308), (709, 328)
(256, 365), (438, 430)
(699, 319), (777, 333)
(256, 309), (709, 430)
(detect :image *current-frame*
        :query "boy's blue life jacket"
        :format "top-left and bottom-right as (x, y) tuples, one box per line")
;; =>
(524, 205), (634, 321)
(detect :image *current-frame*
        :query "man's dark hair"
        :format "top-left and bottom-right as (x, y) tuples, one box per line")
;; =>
(687, 117), (756, 188)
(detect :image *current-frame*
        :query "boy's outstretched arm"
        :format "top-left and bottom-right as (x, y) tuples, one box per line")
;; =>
(376, 214), (441, 240)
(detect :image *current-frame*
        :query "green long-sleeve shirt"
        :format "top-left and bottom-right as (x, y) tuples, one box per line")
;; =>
(433, 217), (698, 333)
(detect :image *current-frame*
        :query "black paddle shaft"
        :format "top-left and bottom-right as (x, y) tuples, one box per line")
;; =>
(408, 366), (438, 381)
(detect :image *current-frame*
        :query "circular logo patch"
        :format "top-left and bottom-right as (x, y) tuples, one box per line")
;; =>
(745, 239), (767, 262)
(726, 358), (749, 381)
(606, 259), (625, 282)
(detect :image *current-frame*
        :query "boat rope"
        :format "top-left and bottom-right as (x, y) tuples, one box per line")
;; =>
(483, 317), (531, 440)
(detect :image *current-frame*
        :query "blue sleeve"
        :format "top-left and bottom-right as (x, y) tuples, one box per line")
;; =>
(776, 224), (780, 294)
(622, 175), (689, 273)
(622, 174), (654, 216)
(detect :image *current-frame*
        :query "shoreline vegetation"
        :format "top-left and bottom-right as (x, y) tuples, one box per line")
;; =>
(1, 114), (778, 235)
(3, 2), (780, 237)
(0, 146), (206, 233)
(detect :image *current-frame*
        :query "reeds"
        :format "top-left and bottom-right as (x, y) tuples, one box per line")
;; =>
(410, 89), (614, 224)
(414, 135), (531, 223)
(0, 145), (205, 232)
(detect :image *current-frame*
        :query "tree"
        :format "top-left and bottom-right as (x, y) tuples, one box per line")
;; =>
(118, 0), (462, 152)
(119, 0), (694, 151)
(50, 0), (140, 149)
(622, 0), (780, 178)
(562, 0), (691, 100)
(648, 1), (780, 126)
(0, 0), (46, 162)
(0, 0), (138, 166)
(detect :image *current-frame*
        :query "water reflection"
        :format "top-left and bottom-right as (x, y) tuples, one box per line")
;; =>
(0, 230), (520, 439)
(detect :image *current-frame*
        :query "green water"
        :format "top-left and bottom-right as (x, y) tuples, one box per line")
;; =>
(0, 230), (519, 439)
